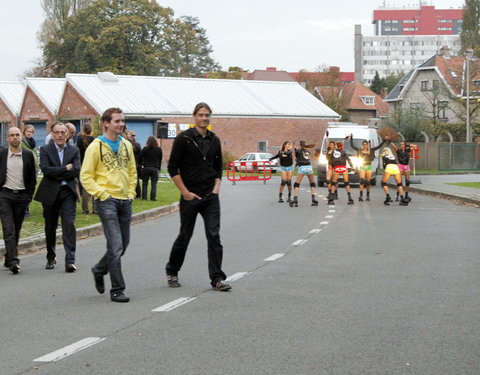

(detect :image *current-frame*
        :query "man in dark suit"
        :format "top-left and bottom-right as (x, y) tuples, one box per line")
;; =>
(0, 127), (37, 274)
(34, 123), (80, 272)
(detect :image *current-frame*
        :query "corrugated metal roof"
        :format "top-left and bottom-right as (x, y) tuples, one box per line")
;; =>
(66, 73), (340, 119)
(0, 81), (25, 115)
(25, 78), (65, 115)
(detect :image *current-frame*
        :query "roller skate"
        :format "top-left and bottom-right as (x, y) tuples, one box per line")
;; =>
(311, 196), (319, 206)
(333, 192), (338, 200)
(399, 197), (409, 206)
(405, 193), (411, 203)
(395, 194), (400, 202)
(289, 196), (298, 207)
(347, 196), (354, 205)
(327, 192), (335, 205)
(365, 193), (370, 202)
(358, 194), (364, 202)
(384, 195), (393, 206)
(287, 193), (292, 203)
(278, 193), (284, 203)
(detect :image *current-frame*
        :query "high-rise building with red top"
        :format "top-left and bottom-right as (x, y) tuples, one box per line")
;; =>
(372, 5), (463, 36)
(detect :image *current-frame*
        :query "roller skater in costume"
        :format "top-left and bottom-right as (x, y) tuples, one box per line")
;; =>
(328, 141), (354, 205)
(289, 141), (318, 207)
(349, 133), (389, 202)
(324, 132), (337, 200)
(390, 141), (416, 203)
(269, 141), (294, 203)
(381, 147), (408, 206)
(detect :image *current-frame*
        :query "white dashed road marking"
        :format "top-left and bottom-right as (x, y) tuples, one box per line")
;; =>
(226, 272), (250, 282)
(325, 215), (333, 219)
(33, 337), (106, 362)
(152, 297), (197, 312)
(328, 210), (335, 213)
(309, 229), (322, 234)
(264, 253), (285, 261)
(320, 221), (329, 225)
(292, 239), (307, 246)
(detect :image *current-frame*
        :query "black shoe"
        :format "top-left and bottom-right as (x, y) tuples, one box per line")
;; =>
(405, 196), (411, 203)
(4, 261), (10, 268)
(65, 264), (77, 273)
(212, 280), (232, 291)
(399, 198), (409, 206)
(151, 199), (157, 201)
(111, 292), (130, 303)
(348, 198), (354, 205)
(167, 274), (181, 287)
(278, 196), (284, 203)
(92, 267), (105, 294)
(395, 196), (400, 202)
(45, 260), (56, 270)
(359, 196), (364, 202)
(10, 264), (20, 274)
(366, 195), (370, 201)
(384, 197), (391, 206)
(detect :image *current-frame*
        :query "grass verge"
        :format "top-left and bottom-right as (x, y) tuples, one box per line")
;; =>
(447, 182), (480, 189)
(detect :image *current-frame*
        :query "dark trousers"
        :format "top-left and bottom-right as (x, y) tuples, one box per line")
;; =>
(0, 190), (29, 266)
(141, 167), (159, 200)
(135, 167), (141, 198)
(43, 187), (77, 265)
(93, 198), (132, 294)
(166, 193), (226, 286)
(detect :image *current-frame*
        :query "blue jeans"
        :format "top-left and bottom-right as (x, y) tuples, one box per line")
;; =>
(93, 198), (132, 294)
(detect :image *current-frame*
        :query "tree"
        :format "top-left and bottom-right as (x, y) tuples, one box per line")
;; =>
(42, 0), (219, 77)
(460, 0), (480, 56)
(206, 66), (246, 79)
(370, 71), (383, 94)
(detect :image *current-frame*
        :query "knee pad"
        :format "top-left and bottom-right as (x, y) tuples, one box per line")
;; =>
(310, 182), (316, 188)
(381, 181), (387, 187)
(326, 179), (331, 185)
(405, 179), (411, 187)
(286, 180), (291, 186)
(344, 182), (350, 187)
(280, 180), (287, 186)
(331, 181), (337, 187)
(397, 183), (403, 187)
(360, 178), (366, 186)
(293, 182), (300, 189)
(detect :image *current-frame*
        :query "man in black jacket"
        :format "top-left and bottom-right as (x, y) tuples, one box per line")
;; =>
(0, 127), (37, 274)
(34, 123), (80, 272)
(166, 102), (231, 291)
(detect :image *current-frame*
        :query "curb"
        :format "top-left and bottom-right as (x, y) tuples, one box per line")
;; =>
(0, 202), (179, 259)
(387, 183), (480, 207)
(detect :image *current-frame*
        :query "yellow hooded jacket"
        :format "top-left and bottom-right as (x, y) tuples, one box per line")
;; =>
(80, 137), (137, 201)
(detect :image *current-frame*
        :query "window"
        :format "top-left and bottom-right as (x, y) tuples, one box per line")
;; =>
(258, 141), (267, 152)
(0, 122), (10, 147)
(410, 102), (421, 112)
(360, 96), (375, 105)
(439, 101), (448, 119)
(421, 80), (430, 91)
(433, 80), (440, 89)
(474, 80), (480, 87)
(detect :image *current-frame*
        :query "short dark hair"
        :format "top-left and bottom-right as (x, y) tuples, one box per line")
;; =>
(193, 102), (212, 116)
(101, 107), (123, 123)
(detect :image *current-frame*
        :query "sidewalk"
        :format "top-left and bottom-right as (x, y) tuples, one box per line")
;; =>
(406, 173), (480, 206)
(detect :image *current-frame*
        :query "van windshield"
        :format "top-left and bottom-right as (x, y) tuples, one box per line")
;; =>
(322, 138), (367, 156)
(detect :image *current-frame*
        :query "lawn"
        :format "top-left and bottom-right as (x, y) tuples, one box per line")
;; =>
(415, 169), (480, 174)
(447, 182), (480, 189)
(12, 178), (179, 240)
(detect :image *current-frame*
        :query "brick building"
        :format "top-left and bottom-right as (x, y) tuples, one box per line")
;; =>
(58, 72), (340, 159)
(19, 78), (65, 147)
(0, 81), (24, 146)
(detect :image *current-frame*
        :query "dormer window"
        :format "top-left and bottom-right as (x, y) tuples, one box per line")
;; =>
(360, 96), (375, 105)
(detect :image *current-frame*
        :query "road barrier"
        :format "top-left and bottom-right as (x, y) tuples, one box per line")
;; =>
(226, 161), (273, 185)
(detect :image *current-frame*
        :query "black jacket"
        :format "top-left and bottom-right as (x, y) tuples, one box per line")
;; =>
(168, 128), (222, 196)
(0, 148), (37, 199)
(34, 142), (80, 206)
(139, 146), (163, 169)
(76, 135), (95, 163)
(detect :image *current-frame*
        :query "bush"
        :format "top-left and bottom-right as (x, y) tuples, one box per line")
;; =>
(222, 151), (238, 170)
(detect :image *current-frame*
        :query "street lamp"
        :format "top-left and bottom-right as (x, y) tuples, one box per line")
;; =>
(465, 49), (474, 143)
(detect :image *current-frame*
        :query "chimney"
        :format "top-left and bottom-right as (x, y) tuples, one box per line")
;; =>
(439, 46), (450, 58)
(380, 87), (388, 99)
(266, 67), (277, 71)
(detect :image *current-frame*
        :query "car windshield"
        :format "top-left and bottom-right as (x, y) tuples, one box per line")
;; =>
(322, 138), (367, 156)
(259, 153), (272, 160)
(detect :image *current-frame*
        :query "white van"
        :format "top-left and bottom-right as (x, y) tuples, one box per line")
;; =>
(317, 122), (381, 186)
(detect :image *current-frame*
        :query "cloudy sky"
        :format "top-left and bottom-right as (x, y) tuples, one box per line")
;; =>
(0, 0), (465, 81)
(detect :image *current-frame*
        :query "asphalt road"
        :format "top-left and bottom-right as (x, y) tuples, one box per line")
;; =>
(1, 178), (479, 375)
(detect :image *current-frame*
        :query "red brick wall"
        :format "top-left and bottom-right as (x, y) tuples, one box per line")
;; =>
(157, 116), (331, 161)
(58, 83), (99, 123)
(0, 99), (17, 126)
(19, 87), (55, 130)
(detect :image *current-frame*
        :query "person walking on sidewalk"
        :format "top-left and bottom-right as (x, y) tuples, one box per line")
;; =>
(139, 135), (163, 201)
(165, 102), (231, 291)
(0, 127), (37, 274)
(34, 123), (80, 273)
(80, 107), (137, 303)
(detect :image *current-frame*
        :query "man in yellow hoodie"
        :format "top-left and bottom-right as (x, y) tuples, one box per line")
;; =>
(80, 107), (137, 303)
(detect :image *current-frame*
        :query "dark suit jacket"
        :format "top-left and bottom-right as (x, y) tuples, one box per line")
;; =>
(34, 142), (80, 206)
(0, 148), (37, 199)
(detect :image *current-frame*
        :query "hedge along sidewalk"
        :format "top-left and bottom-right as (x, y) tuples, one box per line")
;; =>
(0, 202), (179, 258)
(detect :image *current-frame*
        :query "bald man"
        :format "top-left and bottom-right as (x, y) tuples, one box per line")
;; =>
(0, 127), (37, 274)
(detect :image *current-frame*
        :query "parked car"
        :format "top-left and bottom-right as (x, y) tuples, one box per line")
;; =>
(232, 152), (278, 172)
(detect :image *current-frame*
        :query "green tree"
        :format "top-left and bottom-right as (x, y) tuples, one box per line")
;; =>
(460, 0), (480, 56)
(42, 0), (219, 77)
(370, 71), (383, 94)
(206, 66), (246, 79)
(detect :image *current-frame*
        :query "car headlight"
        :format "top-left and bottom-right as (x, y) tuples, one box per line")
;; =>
(351, 157), (364, 169)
